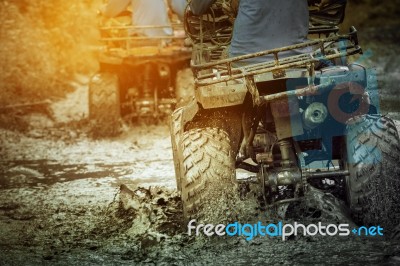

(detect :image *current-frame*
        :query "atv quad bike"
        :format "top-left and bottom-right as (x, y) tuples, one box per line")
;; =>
(89, 12), (193, 137)
(171, 0), (400, 229)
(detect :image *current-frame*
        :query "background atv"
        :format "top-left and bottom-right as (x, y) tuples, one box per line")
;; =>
(89, 12), (193, 137)
(171, 0), (400, 229)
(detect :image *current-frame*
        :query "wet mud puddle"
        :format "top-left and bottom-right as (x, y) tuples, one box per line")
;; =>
(1, 160), (126, 188)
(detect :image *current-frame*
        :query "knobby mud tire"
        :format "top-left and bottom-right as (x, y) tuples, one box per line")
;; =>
(180, 127), (239, 224)
(89, 73), (121, 138)
(345, 114), (400, 232)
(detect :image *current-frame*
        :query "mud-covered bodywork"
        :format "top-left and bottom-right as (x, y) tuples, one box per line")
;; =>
(171, 0), (400, 230)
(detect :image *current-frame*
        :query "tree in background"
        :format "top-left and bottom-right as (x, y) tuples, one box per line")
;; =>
(0, 0), (100, 106)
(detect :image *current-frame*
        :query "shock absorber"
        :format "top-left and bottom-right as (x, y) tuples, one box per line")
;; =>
(142, 63), (152, 99)
(279, 140), (295, 168)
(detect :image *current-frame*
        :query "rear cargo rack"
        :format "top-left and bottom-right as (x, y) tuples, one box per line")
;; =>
(99, 23), (187, 51)
(192, 27), (361, 87)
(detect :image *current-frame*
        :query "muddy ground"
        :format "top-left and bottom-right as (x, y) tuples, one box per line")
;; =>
(1, 27), (400, 265)
(0, 123), (399, 266)
(1, 90), (400, 265)
(0, 122), (399, 266)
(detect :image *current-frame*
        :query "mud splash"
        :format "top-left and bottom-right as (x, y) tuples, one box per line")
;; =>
(0, 127), (399, 265)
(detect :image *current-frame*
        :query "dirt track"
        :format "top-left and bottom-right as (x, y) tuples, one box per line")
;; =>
(1, 110), (400, 264)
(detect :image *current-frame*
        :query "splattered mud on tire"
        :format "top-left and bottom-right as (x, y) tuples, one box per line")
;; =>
(345, 115), (400, 231)
(180, 127), (260, 224)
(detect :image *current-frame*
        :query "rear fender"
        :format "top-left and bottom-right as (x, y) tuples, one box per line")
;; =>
(196, 80), (247, 109)
(170, 100), (199, 149)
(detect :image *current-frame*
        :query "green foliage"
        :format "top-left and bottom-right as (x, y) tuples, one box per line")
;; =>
(0, 0), (101, 106)
(344, 0), (400, 28)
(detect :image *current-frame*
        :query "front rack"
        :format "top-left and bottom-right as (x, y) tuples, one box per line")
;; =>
(192, 27), (361, 87)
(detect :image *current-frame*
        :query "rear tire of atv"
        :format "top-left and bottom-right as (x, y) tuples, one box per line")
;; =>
(345, 114), (400, 231)
(175, 68), (195, 108)
(89, 73), (121, 138)
(180, 127), (238, 223)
